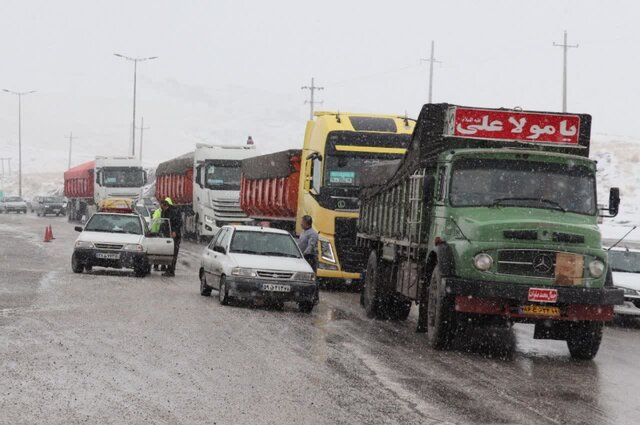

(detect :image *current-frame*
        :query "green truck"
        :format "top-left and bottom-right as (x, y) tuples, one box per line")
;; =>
(357, 103), (624, 359)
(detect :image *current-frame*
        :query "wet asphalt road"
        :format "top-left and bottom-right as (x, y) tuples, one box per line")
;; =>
(1, 213), (640, 425)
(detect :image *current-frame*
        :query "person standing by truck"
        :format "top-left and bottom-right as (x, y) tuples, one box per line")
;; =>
(297, 215), (318, 272)
(160, 197), (182, 277)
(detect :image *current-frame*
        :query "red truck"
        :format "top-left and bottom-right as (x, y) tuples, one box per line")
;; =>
(239, 149), (301, 232)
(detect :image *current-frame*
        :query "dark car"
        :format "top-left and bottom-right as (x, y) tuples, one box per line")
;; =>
(36, 196), (66, 217)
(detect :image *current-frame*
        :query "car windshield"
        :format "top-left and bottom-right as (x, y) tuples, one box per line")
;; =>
(449, 158), (597, 215)
(84, 214), (143, 235)
(4, 197), (23, 202)
(229, 230), (301, 258)
(608, 250), (640, 273)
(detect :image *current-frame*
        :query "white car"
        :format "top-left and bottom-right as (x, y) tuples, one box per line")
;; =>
(199, 225), (318, 312)
(604, 239), (640, 317)
(0, 196), (28, 214)
(72, 212), (175, 277)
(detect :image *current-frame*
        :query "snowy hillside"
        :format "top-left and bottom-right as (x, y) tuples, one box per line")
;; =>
(0, 133), (638, 226)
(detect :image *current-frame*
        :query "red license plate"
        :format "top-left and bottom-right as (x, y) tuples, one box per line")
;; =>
(528, 288), (558, 303)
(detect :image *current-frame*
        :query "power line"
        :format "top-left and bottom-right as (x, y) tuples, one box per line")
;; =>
(553, 30), (579, 112)
(301, 77), (324, 120)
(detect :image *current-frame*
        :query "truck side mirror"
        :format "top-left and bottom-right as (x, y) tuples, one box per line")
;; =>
(609, 187), (620, 216)
(423, 175), (436, 204)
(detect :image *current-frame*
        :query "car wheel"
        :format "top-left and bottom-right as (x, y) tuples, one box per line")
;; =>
(56, 212), (60, 217)
(71, 254), (84, 273)
(134, 261), (147, 278)
(200, 269), (212, 296)
(36, 211), (40, 217)
(85, 265), (93, 272)
(219, 276), (230, 305)
(298, 301), (314, 313)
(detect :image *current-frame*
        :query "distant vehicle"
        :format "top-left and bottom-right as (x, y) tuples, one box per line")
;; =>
(0, 196), (28, 214)
(72, 212), (174, 277)
(155, 142), (256, 242)
(64, 156), (147, 221)
(199, 225), (318, 312)
(141, 197), (158, 214)
(601, 225), (640, 318)
(135, 203), (152, 226)
(35, 196), (66, 217)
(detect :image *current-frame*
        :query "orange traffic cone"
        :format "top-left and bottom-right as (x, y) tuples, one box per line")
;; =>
(48, 225), (55, 240)
(43, 226), (52, 242)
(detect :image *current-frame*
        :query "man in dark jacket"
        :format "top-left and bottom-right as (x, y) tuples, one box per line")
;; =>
(160, 197), (182, 277)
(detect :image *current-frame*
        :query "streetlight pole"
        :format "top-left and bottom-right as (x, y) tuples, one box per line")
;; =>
(3, 89), (36, 197)
(114, 53), (158, 156)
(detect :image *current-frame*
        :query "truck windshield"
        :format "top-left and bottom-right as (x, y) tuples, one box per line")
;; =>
(323, 132), (410, 189)
(449, 159), (596, 215)
(229, 230), (301, 258)
(204, 161), (241, 191)
(102, 168), (145, 188)
(608, 250), (640, 273)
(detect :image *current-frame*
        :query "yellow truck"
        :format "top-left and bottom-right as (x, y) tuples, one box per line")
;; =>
(297, 112), (415, 285)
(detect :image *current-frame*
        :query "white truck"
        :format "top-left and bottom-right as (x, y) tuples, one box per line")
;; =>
(64, 156), (147, 221)
(155, 142), (257, 241)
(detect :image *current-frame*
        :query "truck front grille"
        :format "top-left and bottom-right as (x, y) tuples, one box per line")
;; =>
(334, 217), (367, 274)
(497, 250), (557, 278)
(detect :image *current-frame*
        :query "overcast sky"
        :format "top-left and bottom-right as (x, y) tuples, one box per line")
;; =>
(1, 0), (639, 172)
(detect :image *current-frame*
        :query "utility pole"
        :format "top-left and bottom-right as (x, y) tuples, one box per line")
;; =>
(421, 40), (442, 103)
(553, 30), (579, 112)
(136, 117), (150, 161)
(0, 157), (11, 176)
(301, 77), (324, 120)
(2, 89), (36, 197)
(67, 132), (78, 169)
(114, 54), (158, 156)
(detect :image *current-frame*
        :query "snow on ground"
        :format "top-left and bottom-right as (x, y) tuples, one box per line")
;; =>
(0, 133), (638, 225)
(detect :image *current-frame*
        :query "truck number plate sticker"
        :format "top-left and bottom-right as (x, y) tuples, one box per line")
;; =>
(262, 283), (291, 292)
(445, 107), (581, 145)
(527, 287), (558, 303)
(329, 171), (355, 184)
(521, 305), (561, 317)
(96, 252), (120, 260)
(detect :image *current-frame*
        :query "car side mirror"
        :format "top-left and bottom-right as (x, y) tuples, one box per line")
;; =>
(609, 187), (620, 216)
(213, 246), (226, 254)
(74, 226), (83, 232)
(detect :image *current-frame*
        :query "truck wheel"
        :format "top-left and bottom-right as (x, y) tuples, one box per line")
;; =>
(199, 269), (212, 296)
(362, 250), (391, 319)
(71, 254), (84, 273)
(390, 296), (412, 321)
(566, 321), (603, 360)
(426, 265), (456, 349)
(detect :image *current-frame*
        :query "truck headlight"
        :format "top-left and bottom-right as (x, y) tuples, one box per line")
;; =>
(205, 215), (214, 224)
(75, 241), (95, 249)
(295, 272), (316, 282)
(319, 238), (335, 263)
(473, 253), (493, 271)
(231, 267), (257, 277)
(589, 260), (605, 278)
(123, 244), (144, 252)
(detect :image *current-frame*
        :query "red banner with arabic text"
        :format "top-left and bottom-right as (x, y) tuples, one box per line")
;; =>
(446, 107), (581, 145)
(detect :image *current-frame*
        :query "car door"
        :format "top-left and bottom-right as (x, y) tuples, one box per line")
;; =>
(202, 230), (222, 282)
(144, 217), (174, 264)
(210, 228), (232, 289)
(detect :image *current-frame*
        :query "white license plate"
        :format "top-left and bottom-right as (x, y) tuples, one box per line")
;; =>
(262, 283), (291, 292)
(53, 209), (60, 212)
(96, 252), (120, 260)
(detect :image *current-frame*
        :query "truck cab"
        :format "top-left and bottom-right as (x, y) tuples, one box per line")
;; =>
(94, 156), (146, 204)
(298, 112), (415, 284)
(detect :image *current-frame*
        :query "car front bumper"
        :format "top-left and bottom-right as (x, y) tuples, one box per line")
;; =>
(226, 276), (318, 303)
(614, 295), (640, 317)
(73, 248), (145, 269)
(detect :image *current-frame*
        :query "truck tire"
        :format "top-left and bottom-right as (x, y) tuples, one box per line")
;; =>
(390, 295), (412, 321)
(426, 265), (456, 349)
(199, 269), (212, 296)
(566, 321), (603, 360)
(362, 250), (392, 319)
